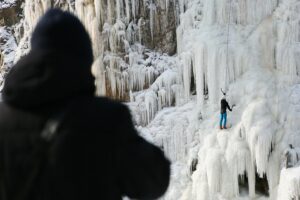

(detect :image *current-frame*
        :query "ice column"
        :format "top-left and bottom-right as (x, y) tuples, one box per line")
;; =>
(149, 1), (156, 41)
(181, 52), (193, 101)
(194, 44), (207, 107)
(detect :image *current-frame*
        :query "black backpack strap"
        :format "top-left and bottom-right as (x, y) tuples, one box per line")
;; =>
(41, 111), (65, 141)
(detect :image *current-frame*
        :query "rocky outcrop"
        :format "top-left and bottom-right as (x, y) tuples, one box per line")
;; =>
(140, 0), (177, 55)
(0, 26), (17, 75)
(0, 0), (22, 26)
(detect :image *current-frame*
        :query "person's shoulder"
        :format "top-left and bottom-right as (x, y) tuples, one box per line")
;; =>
(66, 96), (130, 117)
(85, 96), (130, 116)
(91, 97), (133, 127)
(93, 97), (127, 109)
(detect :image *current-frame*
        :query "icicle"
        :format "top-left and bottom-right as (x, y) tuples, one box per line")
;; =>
(132, 0), (136, 20)
(201, 0), (277, 25)
(120, 71), (129, 98)
(129, 52), (138, 67)
(108, 21), (126, 53)
(126, 22), (133, 43)
(145, 90), (158, 124)
(92, 57), (106, 96)
(206, 46), (219, 105)
(241, 99), (277, 178)
(166, 0), (169, 14)
(138, 18), (144, 44)
(179, 0), (185, 14)
(267, 149), (281, 199)
(123, 39), (130, 53)
(149, 2), (156, 41)
(158, 89), (167, 110)
(116, 0), (122, 20)
(107, 57), (118, 96)
(125, 0), (130, 23)
(181, 52), (193, 101)
(194, 43), (207, 108)
(202, 0), (216, 25)
(41, 0), (52, 12)
(143, 0), (147, 13)
(94, 0), (105, 28)
(107, 0), (114, 24)
(176, 26), (183, 54)
(206, 148), (224, 199)
(129, 90), (134, 102)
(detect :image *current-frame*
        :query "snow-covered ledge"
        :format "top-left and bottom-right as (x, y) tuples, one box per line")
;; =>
(277, 166), (300, 200)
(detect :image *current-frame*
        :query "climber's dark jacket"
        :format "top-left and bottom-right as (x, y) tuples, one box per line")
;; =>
(0, 9), (170, 200)
(220, 99), (232, 114)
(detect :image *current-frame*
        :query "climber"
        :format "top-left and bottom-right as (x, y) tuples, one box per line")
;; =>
(284, 144), (299, 168)
(220, 89), (233, 129)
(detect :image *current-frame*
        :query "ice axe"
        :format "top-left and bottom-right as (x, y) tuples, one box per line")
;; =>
(231, 104), (236, 110)
(221, 88), (226, 96)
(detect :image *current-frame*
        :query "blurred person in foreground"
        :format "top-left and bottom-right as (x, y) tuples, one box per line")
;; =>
(0, 8), (170, 200)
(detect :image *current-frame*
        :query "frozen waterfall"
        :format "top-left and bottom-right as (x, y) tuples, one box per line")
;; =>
(2, 0), (300, 199)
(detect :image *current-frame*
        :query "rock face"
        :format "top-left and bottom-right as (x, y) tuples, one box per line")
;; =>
(139, 0), (177, 55)
(0, 0), (22, 26)
(0, 0), (22, 78)
(0, 27), (17, 76)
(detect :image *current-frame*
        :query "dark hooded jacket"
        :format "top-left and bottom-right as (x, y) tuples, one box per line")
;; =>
(220, 98), (232, 114)
(0, 9), (170, 200)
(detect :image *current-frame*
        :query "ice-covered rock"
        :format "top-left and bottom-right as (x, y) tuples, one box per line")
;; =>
(0, 27), (17, 73)
(277, 166), (300, 200)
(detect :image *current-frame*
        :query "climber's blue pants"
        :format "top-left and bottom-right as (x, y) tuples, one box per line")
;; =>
(220, 113), (227, 127)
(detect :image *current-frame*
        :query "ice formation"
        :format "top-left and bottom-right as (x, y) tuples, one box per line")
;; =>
(277, 166), (300, 200)
(2, 0), (300, 199)
(7, 0), (166, 100)
(0, 27), (16, 69)
(162, 0), (300, 199)
(161, 0), (300, 199)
